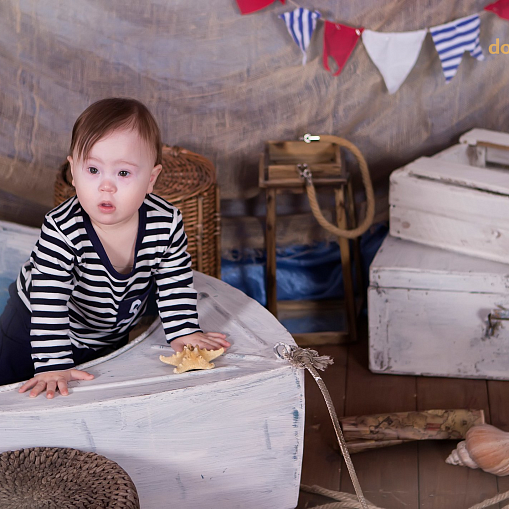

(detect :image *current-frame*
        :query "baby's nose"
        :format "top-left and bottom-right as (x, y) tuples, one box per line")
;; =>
(100, 178), (116, 192)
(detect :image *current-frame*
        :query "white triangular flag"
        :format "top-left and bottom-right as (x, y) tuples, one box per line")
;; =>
(362, 29), (427, 94)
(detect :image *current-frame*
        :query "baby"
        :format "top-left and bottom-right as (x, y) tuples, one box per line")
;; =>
(0, 97), (230, 398)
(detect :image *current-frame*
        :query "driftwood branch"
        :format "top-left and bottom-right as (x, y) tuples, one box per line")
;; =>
(340, 409), (485, 454)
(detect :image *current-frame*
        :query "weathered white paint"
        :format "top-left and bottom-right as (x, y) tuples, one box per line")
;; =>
(459, 128), (509, 149)
(459, 128), (509, 167)
(0, 220), (304, 509)
(407, 156), (509, 195)
(390, 129), (509, 263)
(424, 141), (491, 170)
(369, 235), (509, 380)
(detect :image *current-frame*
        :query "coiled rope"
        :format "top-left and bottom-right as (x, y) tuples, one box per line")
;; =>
(299, 134), (375, 239)
(274, 343), (509, 509)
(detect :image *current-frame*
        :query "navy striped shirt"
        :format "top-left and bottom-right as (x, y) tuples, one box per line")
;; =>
(16, 194), (201, 374)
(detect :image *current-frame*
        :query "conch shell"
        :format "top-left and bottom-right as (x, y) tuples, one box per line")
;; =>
(159, 345), (224, 374)
(446, 424), (509, 475)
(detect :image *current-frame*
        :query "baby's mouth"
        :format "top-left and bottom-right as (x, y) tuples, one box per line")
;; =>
(99, 202), (115, 212)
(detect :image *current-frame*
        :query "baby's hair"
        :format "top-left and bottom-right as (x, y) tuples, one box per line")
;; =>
(69, 97), (162, 166)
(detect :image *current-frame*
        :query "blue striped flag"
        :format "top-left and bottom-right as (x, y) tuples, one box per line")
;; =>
(430, 14), (484, 83)
(279, 8), (321, 65)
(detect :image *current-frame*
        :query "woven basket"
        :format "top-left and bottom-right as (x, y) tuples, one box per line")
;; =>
(54, 145), (221, 278)
(0, 447), (139, 509)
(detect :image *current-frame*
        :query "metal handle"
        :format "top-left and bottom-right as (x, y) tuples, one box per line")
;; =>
(300, 133), (321, 144)
(485, 306), (509, 337)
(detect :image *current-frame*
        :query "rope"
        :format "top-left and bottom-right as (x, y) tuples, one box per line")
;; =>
(300, 484), (509, 509)
(467, 491), (509, 509)
(300, 134), (376, 239)
(273, 343), (509, 509)
(274, 343), (369, 509)
(301, 485), (380, 509)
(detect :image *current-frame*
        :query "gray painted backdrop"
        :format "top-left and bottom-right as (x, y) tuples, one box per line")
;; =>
(0, 0), (507, 245)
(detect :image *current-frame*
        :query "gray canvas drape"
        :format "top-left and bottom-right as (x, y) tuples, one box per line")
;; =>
(0, 0), (507, 246)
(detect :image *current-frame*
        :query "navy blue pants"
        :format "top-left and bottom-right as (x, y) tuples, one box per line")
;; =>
(0, 283), (126, 386)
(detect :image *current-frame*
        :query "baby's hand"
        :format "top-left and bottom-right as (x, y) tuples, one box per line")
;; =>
(18, 369), (95, 399)
(171, 332), (230, 352)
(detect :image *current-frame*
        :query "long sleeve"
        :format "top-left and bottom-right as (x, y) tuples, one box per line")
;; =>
(28, 217), (76, 374)
(153, 209), (201, 343)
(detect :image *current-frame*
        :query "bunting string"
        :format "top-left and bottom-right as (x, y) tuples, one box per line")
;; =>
(235, 0), (509, 93)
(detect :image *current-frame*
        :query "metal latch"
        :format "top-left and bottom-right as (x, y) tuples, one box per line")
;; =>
(486, 306), (509, 337)
(296, 163), (312, 184)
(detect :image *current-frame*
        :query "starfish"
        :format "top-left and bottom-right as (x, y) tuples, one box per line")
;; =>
(159, 345), (225, 374)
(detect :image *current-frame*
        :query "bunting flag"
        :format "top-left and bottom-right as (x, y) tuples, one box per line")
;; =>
(279, 8), (321, 64)
(362, 29), (427, 94)
(485, 0), (509, 20)
(430, 14), (484, 83)
(323, 22), (363, 76)
(235, 3), (508, 92)
(236, 0), (285, 15)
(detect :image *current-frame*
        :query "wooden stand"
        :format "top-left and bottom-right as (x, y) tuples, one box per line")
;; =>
(260, 140), (363, 345)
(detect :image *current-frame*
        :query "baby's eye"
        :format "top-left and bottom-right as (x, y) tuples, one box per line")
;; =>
(118, 170), (130, 177)
(87, 167), (99, 174)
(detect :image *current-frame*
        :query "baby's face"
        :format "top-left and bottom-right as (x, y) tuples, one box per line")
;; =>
(68, 128), (161, 229)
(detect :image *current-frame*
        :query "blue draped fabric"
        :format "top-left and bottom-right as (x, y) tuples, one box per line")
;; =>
(221, 223), (388, 307)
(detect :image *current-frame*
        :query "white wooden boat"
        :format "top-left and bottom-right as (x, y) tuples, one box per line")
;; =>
(390, 128), (509, 263)
(0, 220), (304, 509)
(369, 234), (509, 380)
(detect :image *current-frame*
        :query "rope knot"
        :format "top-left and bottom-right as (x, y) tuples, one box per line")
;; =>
(273, 343), (334, 371)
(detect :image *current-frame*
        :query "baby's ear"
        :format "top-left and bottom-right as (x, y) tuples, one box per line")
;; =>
(147, 164), (162, 193)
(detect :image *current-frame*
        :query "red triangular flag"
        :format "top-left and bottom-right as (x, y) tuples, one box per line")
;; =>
(485, 0), (509, 19)
(323, 21), (363, 76)
(236, 0), (285, 15)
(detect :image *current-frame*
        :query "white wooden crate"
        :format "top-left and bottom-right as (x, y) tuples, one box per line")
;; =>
(369, 234), (509, 380)
(390, 128), (509, 263)
(0, 220), (304, 509)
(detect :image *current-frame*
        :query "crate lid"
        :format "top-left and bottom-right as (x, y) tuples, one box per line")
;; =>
(402, 156), (509, 196)
(459, 128), (509, 149)
(370, 235), (509, 293)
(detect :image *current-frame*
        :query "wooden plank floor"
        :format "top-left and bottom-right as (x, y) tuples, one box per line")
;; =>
(296, 318), (509, 509)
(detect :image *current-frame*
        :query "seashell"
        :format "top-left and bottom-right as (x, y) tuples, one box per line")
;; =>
(159, 344), (224, 374)
(445, 424), (509, 476)
(445, 440), (479, 469)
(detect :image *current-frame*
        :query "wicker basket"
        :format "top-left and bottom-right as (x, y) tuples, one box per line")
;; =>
(54, 146), (221, 278)
(0, 447), (139, 509)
